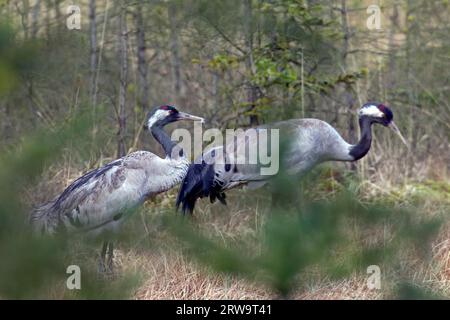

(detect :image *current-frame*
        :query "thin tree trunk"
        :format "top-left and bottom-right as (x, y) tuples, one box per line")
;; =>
(213, 71), (220, 110)
(26, 80), (39, 125)
(340, 0), (356, 171)
(20, 0), (30, 39)
(45, 0), (51, 39)
(244, 0), (259, 126)
(117, 4), (128, 157)
(135, 2), (149, 111)
(31, 0), (41, 38)
(404, 0), (419, 178)
(168, 2), (182, 103)
(405, 0), (418, 151)
(54, 0), (61, 27)
(89, 0), (97, 105)
(386, 2), (399, 96)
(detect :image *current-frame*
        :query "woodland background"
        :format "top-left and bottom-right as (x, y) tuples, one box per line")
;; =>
(0, 0), (449, 299)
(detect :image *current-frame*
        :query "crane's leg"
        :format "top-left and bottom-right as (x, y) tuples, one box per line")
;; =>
(106, 242), (114, 275)
(98, 241), (108, 274)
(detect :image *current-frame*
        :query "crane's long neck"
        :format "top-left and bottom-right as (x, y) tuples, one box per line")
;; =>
(151, 125), (177, 158)
(349, 117), (373, 161)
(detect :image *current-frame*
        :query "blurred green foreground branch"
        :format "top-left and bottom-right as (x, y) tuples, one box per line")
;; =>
(164, 169), (444, 299)
(0, 23), (139, 299)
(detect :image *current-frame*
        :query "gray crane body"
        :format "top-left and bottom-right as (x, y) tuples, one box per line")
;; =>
(31, 151), (189, 237)
(30, 105), (204, 272)
(176, 103), (407, 214)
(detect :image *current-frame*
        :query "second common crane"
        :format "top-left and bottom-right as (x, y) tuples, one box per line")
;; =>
(31, 105), (204, 273)
(176, 102), (408, 214)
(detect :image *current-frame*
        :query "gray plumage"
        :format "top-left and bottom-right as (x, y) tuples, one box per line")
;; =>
(31, 151), (189, 236)
(176, 103), (407, 214)
(31, 105), (204, 272)
(215, 119), (354, 190)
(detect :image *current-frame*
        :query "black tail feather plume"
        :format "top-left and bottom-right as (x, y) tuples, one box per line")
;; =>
(176, 160), (225, 214)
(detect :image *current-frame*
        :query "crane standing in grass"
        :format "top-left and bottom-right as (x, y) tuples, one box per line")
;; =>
(176, 102), (408, 214)
(31, 105), (204, 273)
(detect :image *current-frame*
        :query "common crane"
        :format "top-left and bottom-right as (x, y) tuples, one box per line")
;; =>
(31, 105), (204, 273)
(176, 102), (407, 214)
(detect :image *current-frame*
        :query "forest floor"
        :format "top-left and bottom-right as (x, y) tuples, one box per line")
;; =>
(32, 164), (450, 300)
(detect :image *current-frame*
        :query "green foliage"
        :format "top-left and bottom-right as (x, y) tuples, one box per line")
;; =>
(0, 22), (37, 94)
(396, 282), (444, 300)
(0, 106), (143, 298)
(0, 0), (448, 300)
(253, 57), (298, 86)
(165, 167), (443, 298)
(207, 54), (240, 72)
(189, 0), (343, 124)
(0, 24), (139, 298)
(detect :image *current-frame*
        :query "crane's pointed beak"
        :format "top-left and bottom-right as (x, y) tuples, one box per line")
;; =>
(176, 112), (205, 124)
(388, 121), (409, 149)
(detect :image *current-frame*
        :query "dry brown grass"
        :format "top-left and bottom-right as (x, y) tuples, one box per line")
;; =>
(26, 160), (450, 300)
(119, 249), (382, 300)
(132, 250), (272, 300)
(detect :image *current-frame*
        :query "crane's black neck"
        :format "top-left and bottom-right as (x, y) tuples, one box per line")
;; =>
(151, 124), (179, 158)
(349, 116), (373, 161)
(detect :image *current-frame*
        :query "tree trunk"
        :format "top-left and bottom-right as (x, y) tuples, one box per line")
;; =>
(340, 0), (356, 171)
(135, 2), (149, 111)
(89, 0), (97, 105)
(117, 4), (128, 157)
(244, 0), (259, 126)
(405, 0), (418, 151)
(54, 0), (61, 25)
(213, 71), (220, 111)
(20, 0), (30, 39)
(45, 0), (51, 39)
(31, 0), (41, 38)
(386, 2), (399, 95)
(168, 2), (182, 104)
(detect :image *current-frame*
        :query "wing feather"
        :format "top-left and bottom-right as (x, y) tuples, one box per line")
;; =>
(31, 151), (162, 234)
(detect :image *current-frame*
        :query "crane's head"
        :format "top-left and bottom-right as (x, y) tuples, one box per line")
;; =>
(144, 105), (204, 130)
(358, 102), (408, 147)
